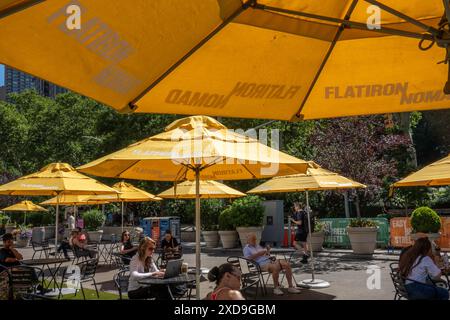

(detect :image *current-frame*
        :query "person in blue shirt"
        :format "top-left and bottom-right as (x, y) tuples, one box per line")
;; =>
(243, 233), (300, 296)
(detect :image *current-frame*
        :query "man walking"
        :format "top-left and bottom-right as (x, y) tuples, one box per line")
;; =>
(291, 202), (309, 264)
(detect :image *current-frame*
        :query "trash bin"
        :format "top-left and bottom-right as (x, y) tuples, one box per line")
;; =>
(31, 227), (45, 243)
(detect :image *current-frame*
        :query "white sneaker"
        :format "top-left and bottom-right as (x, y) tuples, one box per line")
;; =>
(273, 287), (284, 295)
(288, 287), (301, 294)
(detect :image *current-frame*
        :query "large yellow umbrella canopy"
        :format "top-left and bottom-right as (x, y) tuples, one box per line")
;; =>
(40, 195), (111, 206)
(78, 115), (308, 298)
(2, 200), (48, 225)
(391, 153), (450, 188)
(1, 1), (449, 121)
(92, 181), (162, 230)
(248, 161), (366, 288)
(0, 163), (119, 248)
(158, 180), (245, 199)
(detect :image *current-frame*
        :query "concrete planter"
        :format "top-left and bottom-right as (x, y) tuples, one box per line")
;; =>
(87, 230), (103, 243)
(181, 226), (196, 242)
(202, 230), (219, 248)
(5, 225), (16, 234)
(218, 230), (238, 249)
(16, 237), (30, 248)
(308, 231), (325, 252)
(347, 227), (378, 254)
(236, 227), (263, 248)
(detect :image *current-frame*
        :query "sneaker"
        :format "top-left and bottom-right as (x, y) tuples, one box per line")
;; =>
(273, 287), (284, 296)
(288, 287), (301, 294)
(301, 255), (309, 264)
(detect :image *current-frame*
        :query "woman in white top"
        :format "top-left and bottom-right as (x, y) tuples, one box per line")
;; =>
(128, 237), (171, 300)
(399, 237), (449, 300)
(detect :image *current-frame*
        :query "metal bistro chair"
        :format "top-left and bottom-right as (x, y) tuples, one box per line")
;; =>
(59, 258), (100, 300)
(227, 256), (265, 298)
(113, 268), (130, 300)
(31, 240), (51, 259)
(389, 262), (449, 300)
(2, 265), (45, 300)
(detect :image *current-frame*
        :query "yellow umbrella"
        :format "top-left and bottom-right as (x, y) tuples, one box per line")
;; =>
(0, 163), (119, 249)
(248, 161), (366, 288)
(1, 1), (450, 120)
(92, 181), (162, 231)
(78, 115), (308, 298)
(1, 200), (48, 225)
(40, 194), (112, 206)
(158, 180), (245, 199)
(391, 154), (450, 192)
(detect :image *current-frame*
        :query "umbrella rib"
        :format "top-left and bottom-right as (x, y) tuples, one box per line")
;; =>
(0, 0), (45, 20)
(113, 160), (142, 178)
(241, 163), (257, 179)
(127, 2), (251, 109)
(293, 0), (359, 120)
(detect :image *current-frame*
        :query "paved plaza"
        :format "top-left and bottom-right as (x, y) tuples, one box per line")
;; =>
(15, 244), (399, 300)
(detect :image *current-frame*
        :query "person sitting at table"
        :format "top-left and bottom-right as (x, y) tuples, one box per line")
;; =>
(206, 263), (245, 300)
(128, 237), (172, 300)
(53, 230), (77, 260)
(243, 233), (300, 296)
(71, 228), (97, 259)
(0, 233), (23, 268)
(399, 237), (449, 300)
(119, 230), (137, 265)
(161, 230), (181, 260)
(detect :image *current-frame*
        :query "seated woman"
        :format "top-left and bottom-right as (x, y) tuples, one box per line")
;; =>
(399, 237), (449, 300)
(55, 230), (78, 260)
(119, 230), (137, 264)
(206, 263), (245, 300)
(127, 237), (172, 300)
(71, 229), (97, 259)
(160, 230), (181, 260)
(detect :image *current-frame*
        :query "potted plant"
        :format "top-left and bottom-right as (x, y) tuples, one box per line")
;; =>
(228, 196), (265, 247)
(82, 209), (105, 243)
(218, 207), (238, 249)
(14, 225), (32, 248)
(347, 218), (378, 254)
(409, 206), (441, 241)
(308, 219), (328, 252)
(200, 199), (222, 248)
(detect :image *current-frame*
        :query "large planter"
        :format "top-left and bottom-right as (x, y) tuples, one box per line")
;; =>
(181, 226), (196, 242)
(347, 227), (378, 254)
(308, 231), (325, 252)
(87, 230), (103, 243)
(236, 226), (263, 248)
(218, 230), (238, 249)
(16, 237), (30, 248)
(5, 225), (16, 234)
(202, 231), (219, 248)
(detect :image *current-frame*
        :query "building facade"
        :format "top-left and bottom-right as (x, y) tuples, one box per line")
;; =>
(5, 66), (67, 98)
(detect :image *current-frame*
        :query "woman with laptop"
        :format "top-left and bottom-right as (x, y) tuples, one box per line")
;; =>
(128, 237), (172, 300)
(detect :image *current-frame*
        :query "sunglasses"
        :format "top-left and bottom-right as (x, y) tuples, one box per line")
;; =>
(147, 247), (155, 251)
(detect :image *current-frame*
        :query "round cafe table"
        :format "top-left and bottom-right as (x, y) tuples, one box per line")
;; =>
(138, 273), (196, 300)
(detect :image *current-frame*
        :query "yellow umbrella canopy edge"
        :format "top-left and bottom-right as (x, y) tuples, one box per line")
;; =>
(158, 180), (246, 199)
(0, 163), (119, 252)
(40, 194), (111, 206)
(77, 115), (308, 299)
(2, 200), (48, 211)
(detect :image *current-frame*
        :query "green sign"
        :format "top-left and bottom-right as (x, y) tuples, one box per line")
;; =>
(319, 218), (390, 248)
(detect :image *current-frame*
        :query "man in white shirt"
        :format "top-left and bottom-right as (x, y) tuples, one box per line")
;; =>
(67, 213), (75, 230)
(243, 233), (300, 296)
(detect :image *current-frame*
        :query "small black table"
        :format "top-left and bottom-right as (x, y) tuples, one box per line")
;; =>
(138, 274), (196, 300)
(21, 258), (68, 290)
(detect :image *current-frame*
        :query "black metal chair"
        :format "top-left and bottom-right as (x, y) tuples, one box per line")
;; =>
(227, 256), (264, 298)
(1, 265), (45, 300)
(113, 268), (130, 300)
(72, 244), (97, 264)
(31, 240), (51, 259)
(59, 258), (99, 300)
(157, 246), (183, 269)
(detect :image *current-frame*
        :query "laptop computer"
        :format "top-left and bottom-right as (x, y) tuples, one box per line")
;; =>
(152, 259), (183, 279)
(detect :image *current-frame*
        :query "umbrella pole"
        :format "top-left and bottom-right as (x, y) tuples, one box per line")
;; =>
(24, 213), (26, 225)
(55, 193), (60, 253)
(299, 191), (330, 288)
(195, 167), (201, 300)
(121, 201), (124, 232)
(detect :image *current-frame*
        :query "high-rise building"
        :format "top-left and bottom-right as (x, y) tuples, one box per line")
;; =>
(0, 86), (5, 101)
(5, 66), (67, 98)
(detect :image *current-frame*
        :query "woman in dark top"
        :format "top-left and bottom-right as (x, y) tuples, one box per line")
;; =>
(120, 231), (137, 264)
(160, 230), (181, 260)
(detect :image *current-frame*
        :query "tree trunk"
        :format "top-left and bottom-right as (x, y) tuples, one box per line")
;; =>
(355, 193), (361, 218)
(395, 112), (418, 168)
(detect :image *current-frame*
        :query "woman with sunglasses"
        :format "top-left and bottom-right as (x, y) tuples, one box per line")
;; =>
(128, 237), (171, 300)
(207, 263), (245, 300)
(119, 230), (138, 265)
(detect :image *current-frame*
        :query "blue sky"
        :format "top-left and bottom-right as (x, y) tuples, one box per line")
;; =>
(0, 64), (4, 86)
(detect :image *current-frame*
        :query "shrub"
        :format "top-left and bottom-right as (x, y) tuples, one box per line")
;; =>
(218, 208), (235, 231)
(348, 218), (378, 228)
(82, 209), (105, 231)
(410, 206), (441, 233)
(200, 199), (224, 231)
(228, 196), (265, 228)
(0, 214), (10, 226)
